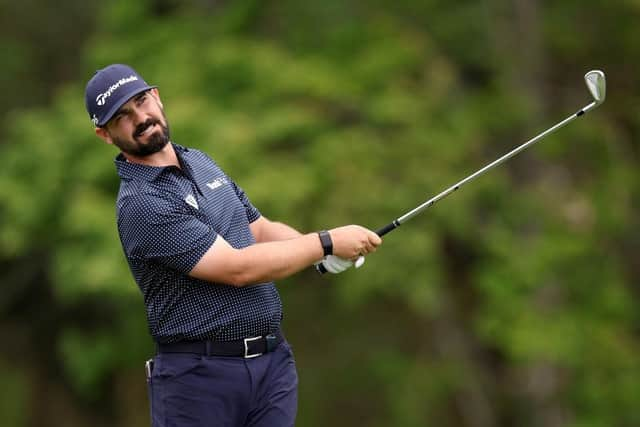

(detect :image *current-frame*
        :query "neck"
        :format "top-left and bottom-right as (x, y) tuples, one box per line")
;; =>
(121, 142), (179, 167)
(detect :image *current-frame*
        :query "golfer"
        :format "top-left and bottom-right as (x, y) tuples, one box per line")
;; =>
(85, 64), (381, 427)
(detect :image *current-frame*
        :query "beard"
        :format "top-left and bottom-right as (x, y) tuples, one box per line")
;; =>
(111, 112), (171, 157)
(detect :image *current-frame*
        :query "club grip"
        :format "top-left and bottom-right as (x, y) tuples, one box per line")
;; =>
(376, 221), (399, 236)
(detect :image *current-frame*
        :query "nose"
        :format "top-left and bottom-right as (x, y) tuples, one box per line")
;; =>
(131, 106), (149, 126)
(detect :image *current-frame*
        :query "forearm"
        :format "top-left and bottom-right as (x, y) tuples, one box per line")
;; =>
(236, 233), (322, 284)
(264, 221), (302, 241)
(190, 224), (382, 286)
(251, 217), (303, 243)
(190, 232), (324, 286)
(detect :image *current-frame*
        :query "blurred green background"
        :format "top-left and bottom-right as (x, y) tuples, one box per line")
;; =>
(1, 1), (638, 426)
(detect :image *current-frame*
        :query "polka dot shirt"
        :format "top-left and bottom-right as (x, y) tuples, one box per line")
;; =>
(115, 143), (282, 343)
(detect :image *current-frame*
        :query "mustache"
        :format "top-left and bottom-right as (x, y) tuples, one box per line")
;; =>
(133, 118), (162, 138)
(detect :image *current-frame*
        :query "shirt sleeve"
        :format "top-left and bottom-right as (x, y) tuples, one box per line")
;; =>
(117, 194), (217, 273)
(230, 180), (261, 223)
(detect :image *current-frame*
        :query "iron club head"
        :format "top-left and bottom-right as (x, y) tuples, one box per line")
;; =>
(585, 70), (606, 105)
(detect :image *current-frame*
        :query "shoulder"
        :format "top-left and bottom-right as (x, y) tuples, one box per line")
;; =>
(117, 178), (150, 202)
(117, 188), (183, 220)
(180, 146), (223, 170)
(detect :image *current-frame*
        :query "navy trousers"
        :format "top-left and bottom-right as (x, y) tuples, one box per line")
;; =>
(147, 340), (298, 427)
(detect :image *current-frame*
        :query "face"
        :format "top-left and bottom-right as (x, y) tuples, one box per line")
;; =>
(97, 89), (170, 157)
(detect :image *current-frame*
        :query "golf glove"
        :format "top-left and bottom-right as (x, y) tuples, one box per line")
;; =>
(316, 255), (366, 274)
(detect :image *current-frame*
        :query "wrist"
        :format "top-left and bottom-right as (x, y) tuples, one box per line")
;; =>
(317, 230), (333, 256)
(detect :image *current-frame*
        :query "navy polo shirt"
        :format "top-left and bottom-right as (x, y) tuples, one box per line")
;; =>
(115, 143), (282, 343)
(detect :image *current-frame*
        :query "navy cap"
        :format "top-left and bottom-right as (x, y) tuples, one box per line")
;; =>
(85, 64), (156, 127)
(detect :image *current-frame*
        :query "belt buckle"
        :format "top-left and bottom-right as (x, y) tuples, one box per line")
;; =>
(244, 336), (263, 359)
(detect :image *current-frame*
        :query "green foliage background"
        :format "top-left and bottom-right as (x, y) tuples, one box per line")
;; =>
(1, 1), (638, 426)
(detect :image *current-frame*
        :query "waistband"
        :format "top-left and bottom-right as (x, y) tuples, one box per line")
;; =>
(156, 330), (283, 359)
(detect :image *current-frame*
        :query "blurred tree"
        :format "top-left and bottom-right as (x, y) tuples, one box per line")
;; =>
(0, 0), (638, 426)
(0, 0), (100, 128)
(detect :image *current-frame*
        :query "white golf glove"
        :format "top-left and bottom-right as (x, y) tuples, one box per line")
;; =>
(316, 255), (366, 274)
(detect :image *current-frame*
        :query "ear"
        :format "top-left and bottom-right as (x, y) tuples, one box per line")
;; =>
(150, 88), (163, 108)
(95, 127), (114, 145)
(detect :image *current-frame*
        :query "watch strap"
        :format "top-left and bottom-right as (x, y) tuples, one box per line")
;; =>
(317, 230), (333, 256)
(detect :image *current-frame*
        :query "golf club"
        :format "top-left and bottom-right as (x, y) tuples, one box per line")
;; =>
(318, 70), (606, 274)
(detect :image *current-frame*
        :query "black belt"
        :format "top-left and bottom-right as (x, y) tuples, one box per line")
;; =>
(157, 330), (283, 358)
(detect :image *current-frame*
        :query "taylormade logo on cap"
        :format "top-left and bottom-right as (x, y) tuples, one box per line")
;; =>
(85, 64), (156, 127)
(96, 75), (139, 106)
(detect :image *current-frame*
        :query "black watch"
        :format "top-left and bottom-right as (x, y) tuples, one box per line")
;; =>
(317, 230), (333, 256)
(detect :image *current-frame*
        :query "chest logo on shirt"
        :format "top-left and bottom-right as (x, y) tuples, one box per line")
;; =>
(206, 177), (229, 190)
(185, 194), (199, 210)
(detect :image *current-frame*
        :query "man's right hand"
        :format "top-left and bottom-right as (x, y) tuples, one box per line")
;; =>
(327, 225), (382, 260)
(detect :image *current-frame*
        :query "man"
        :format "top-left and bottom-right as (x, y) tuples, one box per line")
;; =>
(85, 64), (382, 427)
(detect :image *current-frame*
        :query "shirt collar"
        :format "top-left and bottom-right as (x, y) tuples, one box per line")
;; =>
(114, 143), (190, 182)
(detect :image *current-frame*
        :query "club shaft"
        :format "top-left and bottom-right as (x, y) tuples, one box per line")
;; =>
(376, 101), (596, 237)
